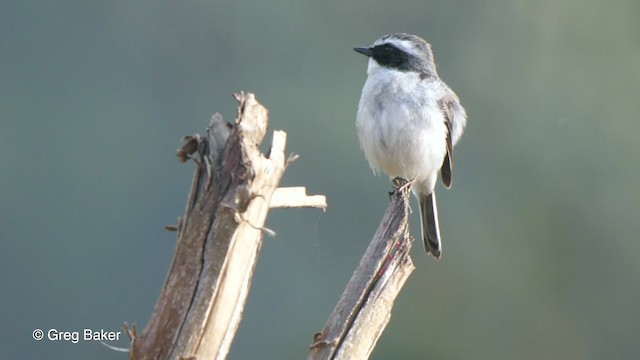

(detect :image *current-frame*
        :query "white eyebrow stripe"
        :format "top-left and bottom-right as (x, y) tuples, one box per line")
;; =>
(373, 38), (420, 58)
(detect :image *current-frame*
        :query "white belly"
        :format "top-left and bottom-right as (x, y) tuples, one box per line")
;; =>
(356, 71), (447, 193)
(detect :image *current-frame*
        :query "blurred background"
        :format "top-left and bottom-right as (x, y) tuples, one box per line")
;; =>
(2, 1), (640, 359)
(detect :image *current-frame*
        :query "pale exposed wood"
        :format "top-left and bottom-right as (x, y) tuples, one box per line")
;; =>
(308, 185), (415, 360)
(270, 187), (327, 209)
(129, 92), (325, 360)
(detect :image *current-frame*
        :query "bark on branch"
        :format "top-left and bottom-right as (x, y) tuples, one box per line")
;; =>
(308, 185), (415, 360)
(129, 92), (326, 360)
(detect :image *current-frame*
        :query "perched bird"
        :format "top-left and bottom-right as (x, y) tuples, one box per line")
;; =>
(354, 33), (467, 260)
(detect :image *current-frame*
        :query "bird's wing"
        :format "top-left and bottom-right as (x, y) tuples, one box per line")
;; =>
(438, 91), (466, 189)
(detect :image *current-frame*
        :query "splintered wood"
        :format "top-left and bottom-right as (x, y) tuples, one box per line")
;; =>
(129, 92), (325, 360)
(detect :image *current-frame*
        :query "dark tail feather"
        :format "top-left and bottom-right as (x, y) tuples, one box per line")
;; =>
(419, 191), (442, 260)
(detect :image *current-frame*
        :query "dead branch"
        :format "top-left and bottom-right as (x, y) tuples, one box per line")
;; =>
(129, 92), (325, 360)
(308, 185), (414, 360)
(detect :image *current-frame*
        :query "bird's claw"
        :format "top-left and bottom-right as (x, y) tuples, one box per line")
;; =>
(391, 177), (415, 195)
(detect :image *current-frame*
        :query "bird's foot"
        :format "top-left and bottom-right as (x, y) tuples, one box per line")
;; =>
(390, 177), (415, 197)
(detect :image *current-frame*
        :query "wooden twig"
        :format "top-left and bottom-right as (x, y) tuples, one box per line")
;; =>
(129, 92), (325, 360)
(270, 187), (328, 209)
(308, 185), (415, 360)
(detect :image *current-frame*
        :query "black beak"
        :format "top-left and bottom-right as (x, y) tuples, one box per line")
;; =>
(353, 47), (372, 57)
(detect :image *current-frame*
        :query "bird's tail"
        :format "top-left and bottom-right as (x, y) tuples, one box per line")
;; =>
(418, 191), (442, 260)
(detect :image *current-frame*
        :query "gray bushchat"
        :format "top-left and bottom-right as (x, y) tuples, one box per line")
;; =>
(354, 33), (467, 260)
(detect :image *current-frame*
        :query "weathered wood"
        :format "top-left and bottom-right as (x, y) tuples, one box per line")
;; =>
(129, 92), (325, 360)
(308, 185), (415, 360)
(270, 187), (328, 209)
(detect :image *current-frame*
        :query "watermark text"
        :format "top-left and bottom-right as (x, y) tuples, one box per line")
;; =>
(32, 328), (121, 344)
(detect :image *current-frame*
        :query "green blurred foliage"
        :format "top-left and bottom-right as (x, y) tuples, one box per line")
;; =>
(1, 1), (639, 359)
